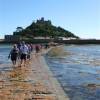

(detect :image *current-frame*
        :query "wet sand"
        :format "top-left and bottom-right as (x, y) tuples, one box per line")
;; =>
(0, 49), (68, 100)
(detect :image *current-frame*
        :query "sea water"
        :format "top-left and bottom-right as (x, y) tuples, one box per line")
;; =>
(0, 44), (100, 100)
(46, 45), (100, 100)
(0, 44), (11, 64)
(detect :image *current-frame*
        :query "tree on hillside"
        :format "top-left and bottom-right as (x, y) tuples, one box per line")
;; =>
(12, 18), (79, 39)
(16, 27), (23, 32)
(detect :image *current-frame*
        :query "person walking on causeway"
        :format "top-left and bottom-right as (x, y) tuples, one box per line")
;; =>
(19, 41), (29, 66)
(8, 44), (19, 66)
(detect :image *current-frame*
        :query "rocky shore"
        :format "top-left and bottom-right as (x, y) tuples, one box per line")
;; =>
(0, 49), (69, 100)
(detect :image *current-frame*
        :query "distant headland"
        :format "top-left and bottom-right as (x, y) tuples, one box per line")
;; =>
(1, 17), (100, 44)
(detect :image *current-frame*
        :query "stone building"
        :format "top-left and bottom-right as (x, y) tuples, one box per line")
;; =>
(5, 35), (21, 42)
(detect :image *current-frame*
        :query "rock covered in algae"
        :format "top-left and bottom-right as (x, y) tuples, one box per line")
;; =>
(47, 46), (71, 57)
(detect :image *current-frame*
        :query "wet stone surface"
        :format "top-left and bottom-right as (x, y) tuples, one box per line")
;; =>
(0, 53), (59, 100)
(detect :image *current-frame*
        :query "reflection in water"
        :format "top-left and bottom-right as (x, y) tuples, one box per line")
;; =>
(0, 63), (32, 99)
(46, 45), (100, 100)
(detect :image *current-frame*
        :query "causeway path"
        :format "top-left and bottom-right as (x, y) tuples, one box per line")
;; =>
(0, 49), (69, 100)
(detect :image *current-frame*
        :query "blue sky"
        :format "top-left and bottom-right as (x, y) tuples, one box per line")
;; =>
(0, 0), (100, 39)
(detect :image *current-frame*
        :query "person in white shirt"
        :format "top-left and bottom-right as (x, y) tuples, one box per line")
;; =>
(19, 41), (29, 66)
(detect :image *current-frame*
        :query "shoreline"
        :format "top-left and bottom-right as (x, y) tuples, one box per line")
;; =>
(0, 49), (69, 100)
(41, 49), (69, 100)
(1, 39), (100, 44)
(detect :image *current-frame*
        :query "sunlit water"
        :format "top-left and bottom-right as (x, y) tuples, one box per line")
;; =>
(46, 45), (100, 100)
(0, 44), (100, 100)
(0, 45), (11, 64)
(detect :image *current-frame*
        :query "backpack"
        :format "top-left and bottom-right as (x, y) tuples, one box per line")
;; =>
(11, 48), (18, 54)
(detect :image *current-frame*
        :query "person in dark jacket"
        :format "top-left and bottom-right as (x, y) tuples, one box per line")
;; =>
(8, 44), (19, 65)
(35, 44), (40, 53)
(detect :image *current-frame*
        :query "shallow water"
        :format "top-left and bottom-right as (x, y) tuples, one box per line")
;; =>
(0, 44), (11, 64)
(46, 45), (100, 100)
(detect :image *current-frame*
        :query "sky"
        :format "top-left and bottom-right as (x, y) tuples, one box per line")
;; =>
(0, 0), (100, 39)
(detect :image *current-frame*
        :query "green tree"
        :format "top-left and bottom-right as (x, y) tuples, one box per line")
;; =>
(12, 17), (79, 39)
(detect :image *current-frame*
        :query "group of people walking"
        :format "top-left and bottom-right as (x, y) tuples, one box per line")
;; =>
(8, 41), (41, 66)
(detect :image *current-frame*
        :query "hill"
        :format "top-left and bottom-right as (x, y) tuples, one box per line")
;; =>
(13, 17), (79, 40)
